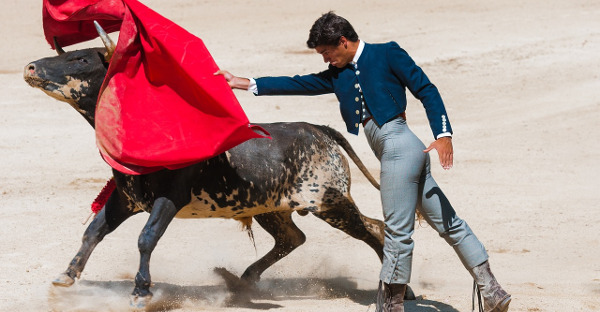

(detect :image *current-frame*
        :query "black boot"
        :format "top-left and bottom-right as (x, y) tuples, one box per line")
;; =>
(469, 261), (511, 312)
(376, 281), (406, 312)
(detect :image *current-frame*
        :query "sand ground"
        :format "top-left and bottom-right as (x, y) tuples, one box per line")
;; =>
(1, 0), (599, 311)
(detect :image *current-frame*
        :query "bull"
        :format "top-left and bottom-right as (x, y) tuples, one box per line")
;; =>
(23, 25), (408, 308)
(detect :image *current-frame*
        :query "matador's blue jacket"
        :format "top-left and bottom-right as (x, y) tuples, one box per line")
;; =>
(255, 41), (452, 139)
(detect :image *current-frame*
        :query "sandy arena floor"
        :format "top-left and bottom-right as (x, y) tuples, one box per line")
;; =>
(1, 0), (599, 311)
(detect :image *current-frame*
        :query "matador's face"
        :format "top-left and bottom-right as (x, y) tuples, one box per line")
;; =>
(315, 37), (355, 68)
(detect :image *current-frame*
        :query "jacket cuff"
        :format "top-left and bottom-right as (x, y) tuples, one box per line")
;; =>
(248, 78), (258, 95)
(436, 132), (452, 140)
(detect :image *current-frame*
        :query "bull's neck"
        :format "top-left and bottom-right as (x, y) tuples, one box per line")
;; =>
(76, 96), (97, 128)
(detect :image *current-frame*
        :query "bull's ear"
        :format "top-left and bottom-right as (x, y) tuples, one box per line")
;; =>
(97, 52), (110, 69)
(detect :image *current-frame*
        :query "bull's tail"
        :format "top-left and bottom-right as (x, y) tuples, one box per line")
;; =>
(315, 125), (380, 190)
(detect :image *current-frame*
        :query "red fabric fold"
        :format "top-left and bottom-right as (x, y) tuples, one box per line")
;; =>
(43, 0), (125, 48)
(43, 0), (269, 175)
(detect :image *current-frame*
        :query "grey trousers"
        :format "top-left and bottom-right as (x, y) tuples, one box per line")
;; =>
(364, 117), (488, 284)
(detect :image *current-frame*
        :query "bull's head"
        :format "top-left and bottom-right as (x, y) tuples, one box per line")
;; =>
(24, 22), (115, 128)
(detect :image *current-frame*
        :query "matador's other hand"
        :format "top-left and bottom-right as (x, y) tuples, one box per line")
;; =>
(424, 137), (453, 170)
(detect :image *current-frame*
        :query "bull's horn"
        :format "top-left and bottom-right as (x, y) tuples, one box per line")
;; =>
(53, 37), (65, 55)
(93, 20), (116, 62)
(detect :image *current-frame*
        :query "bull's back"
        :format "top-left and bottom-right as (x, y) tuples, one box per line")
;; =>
(176, 122), (351, 219)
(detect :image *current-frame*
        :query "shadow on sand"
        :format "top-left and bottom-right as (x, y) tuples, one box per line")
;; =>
(47, 269), (460, 312)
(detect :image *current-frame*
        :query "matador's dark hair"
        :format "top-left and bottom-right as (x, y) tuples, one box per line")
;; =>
(306, 11), (359, 48)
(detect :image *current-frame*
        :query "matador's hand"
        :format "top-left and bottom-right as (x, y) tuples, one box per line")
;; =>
(424, 137), (453, 170)
(214, 70), (250, 90)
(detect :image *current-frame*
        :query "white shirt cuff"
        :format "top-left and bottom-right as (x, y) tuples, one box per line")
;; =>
(248, 78), (258, 95)
(436, 132), (452, 139)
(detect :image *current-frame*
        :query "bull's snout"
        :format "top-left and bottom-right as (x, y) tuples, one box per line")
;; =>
(24, 62), (37, 78)
(23, 62), (45, 89)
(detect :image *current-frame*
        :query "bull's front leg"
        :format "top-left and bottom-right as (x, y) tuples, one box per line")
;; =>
(53, 193), (135, 287)
(130, 197), (178, 309)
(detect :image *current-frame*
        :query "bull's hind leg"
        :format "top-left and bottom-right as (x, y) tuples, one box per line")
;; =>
(130, 197), (178, 308)
(240, 211), (306, 284)
(314, 189), (416, 300)
(313, 189), (384, 261)
(53, 192), (137, 287)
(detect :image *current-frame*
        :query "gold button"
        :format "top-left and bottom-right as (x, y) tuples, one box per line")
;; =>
(355, 110), (360, 115)
(355, 123), (359, 128)
(355, 97), (359, 102)
(355, 83), (359, 88)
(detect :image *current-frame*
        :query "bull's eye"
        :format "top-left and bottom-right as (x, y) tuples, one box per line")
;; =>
(78, 58), (89, 64)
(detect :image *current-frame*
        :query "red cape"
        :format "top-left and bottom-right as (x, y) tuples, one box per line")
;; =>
(43, 0), (269, 175)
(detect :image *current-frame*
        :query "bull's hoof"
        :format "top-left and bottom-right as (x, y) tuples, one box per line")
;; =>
(214, 267), (257, 304)
(52, 273), (75, 287)
(129, 293), (153, 309)
(214, 267), (256, 292)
